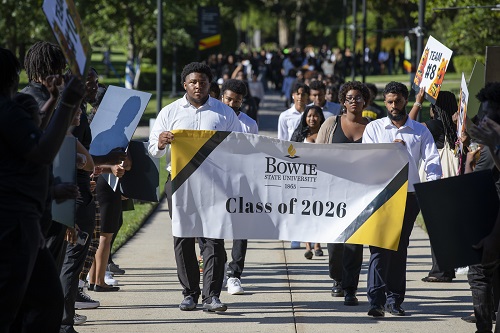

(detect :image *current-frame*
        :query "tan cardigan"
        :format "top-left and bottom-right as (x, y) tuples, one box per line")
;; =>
(316, 116), (339, 144)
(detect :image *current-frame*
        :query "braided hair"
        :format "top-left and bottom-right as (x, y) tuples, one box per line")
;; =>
(24, 41), (66, 82)
(433, 90), (458, 147)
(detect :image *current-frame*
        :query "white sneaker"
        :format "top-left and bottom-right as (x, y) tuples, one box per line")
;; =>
(455, 266), (469, 275)
(105, 271), (118, 286)
(74, 313), (87, 325)
(227, 277), (244, 295)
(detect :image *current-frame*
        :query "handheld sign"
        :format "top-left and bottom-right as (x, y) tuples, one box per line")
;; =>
(413, 36), (453, 104)
(42, 0), (91, 78)
(457, 73), (469, 153)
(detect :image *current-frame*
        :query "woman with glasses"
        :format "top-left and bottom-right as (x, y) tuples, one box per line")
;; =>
(316, 81), (371, 306)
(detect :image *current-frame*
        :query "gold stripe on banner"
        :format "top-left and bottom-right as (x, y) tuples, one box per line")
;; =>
(199, 34), (221, 50)
(170, 130), (230, 194)
(338, 164), (409, 251)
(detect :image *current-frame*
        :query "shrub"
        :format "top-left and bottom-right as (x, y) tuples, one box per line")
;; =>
(453, 55), (485, 77)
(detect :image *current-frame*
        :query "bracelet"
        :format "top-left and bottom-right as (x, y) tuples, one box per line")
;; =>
(413, 102), (422, 109)
(60, 101), (76, 109)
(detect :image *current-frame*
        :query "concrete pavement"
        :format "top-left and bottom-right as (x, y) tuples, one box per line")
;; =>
(78, 92), (478, 333)
(77, 198), (474, 333)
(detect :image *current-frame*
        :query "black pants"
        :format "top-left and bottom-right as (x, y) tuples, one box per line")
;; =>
(468, 261), (500, 333)
(227, 240), (248, 279)
(367, 193), (420, 307)
(45, 221), (68, 273)
(427, 246), (456, 279)
(0, 214), (63, 333)
(327, 242), (363, 291)
(60, 193), (96, 331)
(165, 178), (225, 303)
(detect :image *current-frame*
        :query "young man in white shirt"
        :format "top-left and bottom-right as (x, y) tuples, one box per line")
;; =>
(308, 79), (341, 118)
(277, 82), (310, 140)
(219, 79), (258, 295)
(362, 81), (442, 317)
(148, 62), (241, 312)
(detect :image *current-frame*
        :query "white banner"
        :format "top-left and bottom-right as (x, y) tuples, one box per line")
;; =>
(457, 73), (469, 153)
(171, 131), (409, 250)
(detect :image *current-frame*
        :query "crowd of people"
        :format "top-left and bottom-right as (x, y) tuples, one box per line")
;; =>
(2, 38), (500, 333)
(1, 42), (130, 333)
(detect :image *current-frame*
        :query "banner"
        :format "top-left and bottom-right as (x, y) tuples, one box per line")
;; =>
(413, 36), (453, 104)
(42, 0), (91, 77)
(457, 73), (469, 153)
(170, 130), (410, 251)
(198, 6), (221, 51)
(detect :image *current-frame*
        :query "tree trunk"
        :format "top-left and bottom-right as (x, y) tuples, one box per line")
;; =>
(278, 16), (289, 49)
(294, 0), (303, 48)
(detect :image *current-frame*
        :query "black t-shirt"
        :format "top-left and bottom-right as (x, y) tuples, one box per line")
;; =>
(0, 97), (47, 217)
(20, 82), (51, 111)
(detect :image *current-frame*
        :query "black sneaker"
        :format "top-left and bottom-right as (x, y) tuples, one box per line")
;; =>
(368, 305), (385, 317)
(107, 262), (125, 275)
(202, 296), (227, 312)
(75, 288), (100, 309)
(179, 295), (197, 311)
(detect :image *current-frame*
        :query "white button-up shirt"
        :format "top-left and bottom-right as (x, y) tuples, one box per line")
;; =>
(148, 95), (242, 167)
(238, 111), (258, 134)
(277, 106), (302, 140)
(362, 116), (442, 192)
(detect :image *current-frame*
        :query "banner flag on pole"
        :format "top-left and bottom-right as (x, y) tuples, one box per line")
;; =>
(170, 130), (409, 251)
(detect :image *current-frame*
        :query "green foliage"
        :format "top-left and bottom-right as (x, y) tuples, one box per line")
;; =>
(422, 0), (500, 56)
(453, 54), (485, 78)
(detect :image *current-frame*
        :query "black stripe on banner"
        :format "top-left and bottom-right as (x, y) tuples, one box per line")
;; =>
(172, 131), (231, 194)
(336, 163), (409, 242)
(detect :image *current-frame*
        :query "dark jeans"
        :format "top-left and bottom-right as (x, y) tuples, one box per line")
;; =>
(327, 242), (363, 291)
(468, 261), (500, 333)
(0, 214), (63, 333)
(227, 240), (248, 279)
(60, 193), (96, 331)
(165, 178), (226, 303)
(367, 193), (420, 307)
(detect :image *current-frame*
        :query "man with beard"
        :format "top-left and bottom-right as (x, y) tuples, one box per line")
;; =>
(362, 81), (442, 317)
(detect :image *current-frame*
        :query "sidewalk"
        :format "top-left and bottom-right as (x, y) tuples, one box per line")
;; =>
(79, 92), (477, 332)
(77, 198), (474, 333)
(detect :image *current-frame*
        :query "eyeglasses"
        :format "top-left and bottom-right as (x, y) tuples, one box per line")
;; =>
(345, 96), (364, 103)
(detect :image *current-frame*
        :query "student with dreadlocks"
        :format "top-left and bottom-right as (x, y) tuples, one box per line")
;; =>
(409, 89), (459, 283)
(21, 41), (67, 129)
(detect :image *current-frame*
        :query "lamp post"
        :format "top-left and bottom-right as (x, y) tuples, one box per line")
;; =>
(156, 0), (163, 115)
